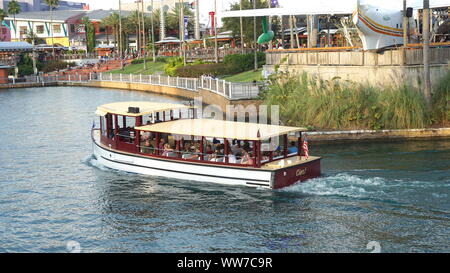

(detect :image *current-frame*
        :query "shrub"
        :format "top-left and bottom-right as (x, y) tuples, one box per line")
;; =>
(164, 57), (184, 76)
(223, 52), (266, 72)
(18, 64), (34, 76)
(262, 73), (432, 130)
(156, 56), (169, 63)
(42, 60), (77, 73)
(432, 71), (450, 125)
(175, 63), (238, 78)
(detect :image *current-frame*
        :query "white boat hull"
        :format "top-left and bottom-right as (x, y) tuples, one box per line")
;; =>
(92, 137), (274, 189)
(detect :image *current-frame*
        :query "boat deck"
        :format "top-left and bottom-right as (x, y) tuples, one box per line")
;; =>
(93, 130), (319, 171)
(260, 156), (321, 170)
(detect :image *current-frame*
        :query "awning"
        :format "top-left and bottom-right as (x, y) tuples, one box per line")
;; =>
(136, 119), (307, 141)
(96, 101), (195, 117)
(95, 109), (108, 116)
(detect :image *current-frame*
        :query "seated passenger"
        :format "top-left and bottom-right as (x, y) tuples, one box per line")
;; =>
(227, 153), (237, 164)
(142, 131), (152, 141)
(158, 138), (165, 153)
(209, 149), (222, 162)
(241, 150), (254, 166)
(141, 140), (154, 154)
(205, 145), (214, 155)
(242, 141), (251, 152)
(182, 146), (192, 159)
(162, 143), (173, 157)
(213, 138), (220, 145)
(288, 141), (298, 154)
(191, 148), (202, 160)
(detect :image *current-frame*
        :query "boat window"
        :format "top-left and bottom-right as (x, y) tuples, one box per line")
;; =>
(142, 114), (153, 125)
(140, 131), (156, 155)
(100, 116), (107, 137)
(115, 115), (136, 144)
(261, 136), (282, 161)
(125, 116), (136, 128)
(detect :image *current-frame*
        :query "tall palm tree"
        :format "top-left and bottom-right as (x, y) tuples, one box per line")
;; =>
(0, 9), (7, 42)
(128, 10), (141, 54)
(81, 16), (95, 53)
(44, 0), (59, 56)
(0, 8), (7, 32)
(166, 3), (193, 35)
(7, 0), (21, 41)
(101, 12), (121, 52)
(0, 8), (7, 22)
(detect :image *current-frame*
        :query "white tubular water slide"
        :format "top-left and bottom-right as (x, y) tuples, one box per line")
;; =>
(219, 0), (450, 50)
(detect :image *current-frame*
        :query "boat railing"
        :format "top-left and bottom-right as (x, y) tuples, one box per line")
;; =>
(136, 145), (257, 166)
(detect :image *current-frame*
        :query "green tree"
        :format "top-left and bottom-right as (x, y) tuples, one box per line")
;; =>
(81, 16), (95, 53)
(127, 10), (143, 51)
(0, 8), (7, 22)
(44, 0), (59, 55)
(222, 0), (268, 46)
(7, 0), (21, 41)
(101, 12), (121, 51)
(25, 29), (44, 44)
(166, 3), (193, 38)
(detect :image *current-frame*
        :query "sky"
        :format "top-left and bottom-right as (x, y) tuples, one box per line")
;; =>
(84, 0), (238, 25)
(83, 0), (450, 24)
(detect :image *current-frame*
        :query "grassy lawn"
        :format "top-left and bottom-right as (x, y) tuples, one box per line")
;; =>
(109, 62), (165, 75)
(222, 69), (263, 83)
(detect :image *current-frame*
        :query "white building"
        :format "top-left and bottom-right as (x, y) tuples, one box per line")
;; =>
(5, 10), (85, 47)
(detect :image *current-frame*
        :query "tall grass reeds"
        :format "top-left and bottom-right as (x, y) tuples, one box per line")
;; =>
(261, 72), (449, 130)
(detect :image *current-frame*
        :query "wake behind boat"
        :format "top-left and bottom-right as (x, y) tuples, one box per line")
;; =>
(91, 101), (321, 189)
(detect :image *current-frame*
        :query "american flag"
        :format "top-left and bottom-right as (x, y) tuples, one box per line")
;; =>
(302, 138), (309, 159)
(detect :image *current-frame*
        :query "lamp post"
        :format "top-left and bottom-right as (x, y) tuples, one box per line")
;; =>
(150, 0), (156, 62)
(268, 0), (272, 50)
(240, 0), (244, 53)
(160, 0), (166, 40)
(141, 0), (147, 70)
(194, 0), (200, 40)
(136, 0), (141, 57)
(119, 0), (124, 70)
(253, 0), (257, 71)
(423, 0), (432, 109)
(403, 0), (408, 45)
(214, 0), (218, 63)
(179, 0), (186, 65)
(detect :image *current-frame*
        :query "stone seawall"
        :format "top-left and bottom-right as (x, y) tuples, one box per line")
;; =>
(3, 80), (449, 142)
(305, 128), (450, 143)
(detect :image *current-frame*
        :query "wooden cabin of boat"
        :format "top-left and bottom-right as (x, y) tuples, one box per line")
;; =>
(92, 101), (321, 189)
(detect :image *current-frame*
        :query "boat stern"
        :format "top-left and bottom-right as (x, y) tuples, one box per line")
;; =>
(269, 157), (321, 189)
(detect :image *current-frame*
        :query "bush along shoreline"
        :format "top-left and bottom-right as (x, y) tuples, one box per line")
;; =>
(165, 53), (266, 78)
(261, 72), (450, 130)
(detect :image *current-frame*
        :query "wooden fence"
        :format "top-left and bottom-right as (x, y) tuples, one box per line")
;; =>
(266, 47), (450, 66)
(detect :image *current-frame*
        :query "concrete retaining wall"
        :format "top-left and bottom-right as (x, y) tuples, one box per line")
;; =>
(264, 64), (449, 88)
(306, 128), (450, 143)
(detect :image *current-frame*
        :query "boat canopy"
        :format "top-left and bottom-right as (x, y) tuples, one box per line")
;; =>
(135, 119), (307, 141)
(96, 101), (195, 117)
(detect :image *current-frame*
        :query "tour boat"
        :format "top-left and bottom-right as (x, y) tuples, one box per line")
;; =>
(91, 101), (321, 189)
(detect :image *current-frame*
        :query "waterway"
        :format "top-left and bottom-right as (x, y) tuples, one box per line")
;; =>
(0, 86), (448, 253)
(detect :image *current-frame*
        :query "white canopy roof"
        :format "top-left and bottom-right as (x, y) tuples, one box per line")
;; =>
(96, 101), (194, 117)
(219, 0), (450, 18)
(136, 119), (306, 141)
